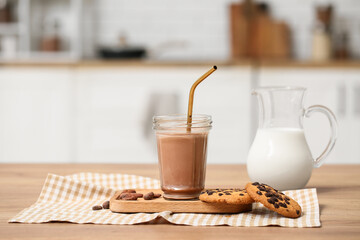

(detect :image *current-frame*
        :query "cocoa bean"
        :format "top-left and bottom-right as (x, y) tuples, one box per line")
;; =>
(102, 200), (110, 209)
(154, 193), (162, 198)
(121, 189), (136, 193)
(133, 193), (143, 198)
(123, 195), (138, 200)
(119, 193), (132, 199)
(119, 192), (143, 199)
(92, 205), (102, 210)
(144, 192), (155, 200)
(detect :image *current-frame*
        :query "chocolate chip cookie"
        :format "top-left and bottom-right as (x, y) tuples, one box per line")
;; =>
(199, 188), (254, 204)
(245, 182), (302, 218)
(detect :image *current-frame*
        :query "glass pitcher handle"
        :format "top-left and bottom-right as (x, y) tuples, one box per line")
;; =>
(304, 105), (338, 168)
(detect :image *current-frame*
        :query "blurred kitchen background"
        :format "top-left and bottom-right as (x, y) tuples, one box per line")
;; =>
(0, 0), (359, 164)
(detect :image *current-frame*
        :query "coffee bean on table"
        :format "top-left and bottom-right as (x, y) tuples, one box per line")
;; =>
(92, 205), (102, 210)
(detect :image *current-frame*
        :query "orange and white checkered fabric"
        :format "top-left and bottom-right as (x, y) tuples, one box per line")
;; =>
(9, 173), (320, 227)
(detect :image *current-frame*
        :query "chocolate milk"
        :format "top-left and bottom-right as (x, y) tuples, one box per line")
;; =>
(156, 132), (208, 199)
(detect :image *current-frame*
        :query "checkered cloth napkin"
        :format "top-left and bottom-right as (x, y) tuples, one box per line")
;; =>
(9, 173), (320, 227)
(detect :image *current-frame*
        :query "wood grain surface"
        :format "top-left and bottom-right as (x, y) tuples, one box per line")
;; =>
(110, 190), (252, 214)
(1, 164), (360, 240)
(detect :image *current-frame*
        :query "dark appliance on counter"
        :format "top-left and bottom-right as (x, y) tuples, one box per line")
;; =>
(98, 46), (147, 59)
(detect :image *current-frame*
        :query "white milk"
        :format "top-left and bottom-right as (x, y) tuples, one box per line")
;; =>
(247, 128), (313, 190)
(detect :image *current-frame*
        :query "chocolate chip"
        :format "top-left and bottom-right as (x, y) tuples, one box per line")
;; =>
(265, 192), (273, 197)
(296, 210), (300, 215)
(274, 203), (279, 208)
(252, 182), (260, 186)
(225, 192), (231, 195)
(256, 191), (263, 195)
(102, 201), (110, 209)
(285, 200), (290, 205)
(267, 198), (275, 204)
(239, 193), (244, 196)
(219, 193), (223, 196)
(279, 202), (287, 208)
(277, 195), (283, 201)
(270, 197), (278, 202)
(285, 197), (290, 201)
(92, 205), (102, 210)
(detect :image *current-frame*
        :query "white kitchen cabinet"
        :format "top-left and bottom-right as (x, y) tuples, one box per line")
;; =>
(1, 64), (358, 164)
(74, 66), (252, 164)
(256, 67), (360, 164)
(0, 67), (74, 163)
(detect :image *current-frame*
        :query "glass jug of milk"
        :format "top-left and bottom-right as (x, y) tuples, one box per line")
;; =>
(247, 86), (337, 190)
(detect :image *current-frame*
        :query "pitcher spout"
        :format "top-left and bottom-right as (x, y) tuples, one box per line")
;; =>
(252, 86), (306, 129)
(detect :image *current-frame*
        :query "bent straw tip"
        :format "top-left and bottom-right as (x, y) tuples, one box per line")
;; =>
(213, 65), (217, 70)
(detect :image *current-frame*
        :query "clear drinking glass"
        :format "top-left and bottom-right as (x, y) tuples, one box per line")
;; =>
(153, 114), (212, 199)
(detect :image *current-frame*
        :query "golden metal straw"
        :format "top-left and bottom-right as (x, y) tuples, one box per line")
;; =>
(186, 66), (217, 131)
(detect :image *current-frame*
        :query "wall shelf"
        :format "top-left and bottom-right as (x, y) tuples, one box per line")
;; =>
(0, 0), (86, 62)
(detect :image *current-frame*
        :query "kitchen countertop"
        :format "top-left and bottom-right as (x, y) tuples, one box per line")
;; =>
(1, 164), (359, 240)
(0, 59), (360, 68)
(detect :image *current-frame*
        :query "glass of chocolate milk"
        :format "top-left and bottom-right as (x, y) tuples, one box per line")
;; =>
(153, 114), (212, 200)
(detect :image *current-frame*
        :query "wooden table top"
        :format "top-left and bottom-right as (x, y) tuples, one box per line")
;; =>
(1, 164), (359, 240)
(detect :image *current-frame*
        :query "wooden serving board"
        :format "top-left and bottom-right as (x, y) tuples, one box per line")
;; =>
(110, 189), (252, 214)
